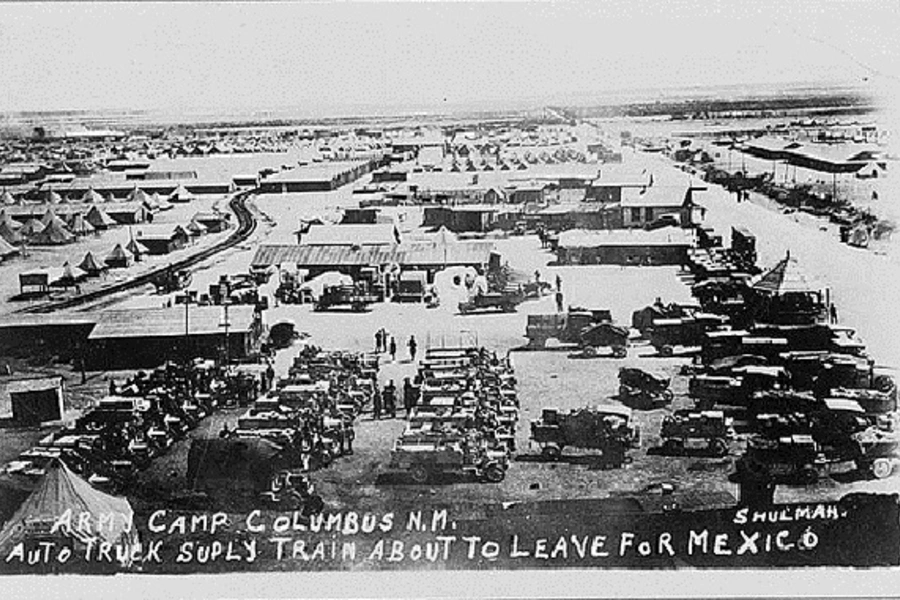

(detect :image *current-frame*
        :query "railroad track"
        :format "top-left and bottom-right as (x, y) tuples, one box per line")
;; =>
(18, 190), (259, 314)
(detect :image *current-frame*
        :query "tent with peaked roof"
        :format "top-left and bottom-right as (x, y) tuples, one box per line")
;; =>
(55, 261), (88, 286)
(168, 184), (196, 203)
(750, 252), (826, 325)
(31, 218), (75, 245)
(85, 205), (117, 230)
(81, 188), (105, 204)
(20, 218), (46, 237)
(41, 208), (67, 227)
(78, 251), (106, 276)
(752, 252), (819, 295)
(69, 212), (96, 236)
(0, 236), (18, 259)
(0, 210), (22, 231)
(0, 219), (24, 245)
(151, 192), (173, 211)
(45, 189), (63, 204)
(186, 218), (208, 236)
(127, 187), (150, 204)
(0, 460), (140, 569)
(125, 238), (150, 258)
(1, 190), (16, 205)
(104, 243), (133, 268)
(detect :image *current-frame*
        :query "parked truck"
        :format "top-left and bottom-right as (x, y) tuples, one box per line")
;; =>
(529, 405), (640, 466)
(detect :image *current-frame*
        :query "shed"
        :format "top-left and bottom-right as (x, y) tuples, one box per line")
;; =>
(86, 305), (260, 369)
(6, 377), (65, 424)
(134, 224), (189, 255)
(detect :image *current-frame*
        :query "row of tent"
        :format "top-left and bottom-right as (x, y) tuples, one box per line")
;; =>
(0, 184), (195, 206)
(21, 242), (151, 288)
(0, 206), (119, 247)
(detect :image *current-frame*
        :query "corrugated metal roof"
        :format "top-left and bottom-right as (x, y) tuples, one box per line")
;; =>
(302, 224), (397, 246)
(621, 185), (691, 207)
(5, 377), (62, 395)
(88, 305), (255, 340)
(251, 240), (494, 269)
(558, 228), (695, 248)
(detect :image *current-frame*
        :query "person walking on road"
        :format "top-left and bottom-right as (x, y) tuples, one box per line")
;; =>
(372, 387), (383, 420)
(408, 335), (418, 362)
(383, 381), (397, 419)
(375, 329), (384, 353)
(555, 274), (562, 292)
(555, 290), (564, 313)
(403, 377), (416, 414)
(830, 303), (838, 324)
(389, 336), (397, 362)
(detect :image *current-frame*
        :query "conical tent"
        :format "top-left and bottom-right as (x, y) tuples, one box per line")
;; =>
(169, 184), (195, 203)
(186, 219), (207, 236)
(78, 251), (106, 275)
(81, 188), (105, 204)
(0, 190), (16, 205)
(0, 460), (140, 568)
(0, 236), (18, 258)
(85, 205), (117, 230)
(104, 193), (116, 204)
(0, 210), (22, 230)
(56, 261), (87, 285)
(104, 243), (133, 268)
(151, 192), (173, 211)
(32, 218), (75, 245)
(20, 218), (46, 236)
(46, 189), (63, 204)
(69, 212), (96, 236)
(41, 208), (66, 227)
(127, 188), (150, 204)
(125, 238), (150, 257)
(0, 220), (24, 245)
(752, 253), (818, 295)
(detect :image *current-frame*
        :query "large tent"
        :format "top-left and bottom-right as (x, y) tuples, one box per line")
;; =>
(752, 252), (819, 295)
(45, 189), (63, 204)
(0, 190), (16, 205)
(0, 460), (140, 569)
(0, 220), (24, 245)
(78, 251), (106, 276)
(31, 218), (75, 245)
(20, 218), (46, 237)
(85, 205), (117, 230)
(125, 238), (150, 259)
(55, 261), (88, 287)
(81, 188), (105, 204)
(105, 243), (134, 268)
(0, 236), (18, 259)
(69, 212), (96, 236)
(169, 184), (196, 203)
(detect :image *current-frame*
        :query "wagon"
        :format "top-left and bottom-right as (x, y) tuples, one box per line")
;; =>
(618, 367), (673, 409)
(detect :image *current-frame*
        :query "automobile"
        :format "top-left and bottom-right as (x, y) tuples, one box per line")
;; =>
(659, 410), (734, 456)
(530, 405), (639, 467)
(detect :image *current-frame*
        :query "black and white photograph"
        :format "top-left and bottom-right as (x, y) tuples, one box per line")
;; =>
(0, 1), (899, 597)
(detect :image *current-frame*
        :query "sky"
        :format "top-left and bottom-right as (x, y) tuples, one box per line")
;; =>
(0, 0), (898, 115)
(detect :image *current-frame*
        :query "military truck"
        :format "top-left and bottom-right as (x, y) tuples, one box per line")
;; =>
(525, 308), (626, 356)
(314, 284), (377, 312)
(659, 410), (733, 456)
(529, 405), (640, 466)
(388, 435), (509, 484)
(458, 290), (523, 314)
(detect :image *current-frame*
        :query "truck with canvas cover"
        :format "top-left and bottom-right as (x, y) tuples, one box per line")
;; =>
(659, 409), (734, 456)
(618, 367), (673, 409)
(648, 313), (729, 356)
(388, 434), (509, 484)
(525, 307), (615, 349)
(395, 270), (428, 303)
(458, 289), (523, 314)
(529, 405), (640, 466)
(314, 284), (376, 312)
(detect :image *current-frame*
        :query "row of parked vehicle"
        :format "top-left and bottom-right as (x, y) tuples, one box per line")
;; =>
(388, 346), (519, 484)
(4, 359), (269, 493)
(232, 346), (377, 481)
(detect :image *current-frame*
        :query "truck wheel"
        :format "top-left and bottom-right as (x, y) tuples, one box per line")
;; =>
(662, 389), (674, 403)
(710, 439), (728, 457)
(502, 303), (515, 313)
(410, 464), (430, 484)
(483, 463), (505, 483)
(660, 345), (674, 357)
(582, 346), (598, 358)
(618, 385), (630, 399)
(871, 458), (894, 479)
(662, 439), (680, 454)
(542, 445), (562, 460)
(612, 346), (627, 358)
(304, 494), (325, 515)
